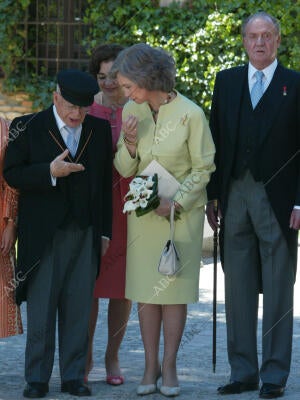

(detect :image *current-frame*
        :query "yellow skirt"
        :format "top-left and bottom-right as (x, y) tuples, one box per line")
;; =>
(125, 206), (204, 304)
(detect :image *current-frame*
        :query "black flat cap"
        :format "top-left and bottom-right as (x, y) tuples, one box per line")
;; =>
(57, 69), (99, 106)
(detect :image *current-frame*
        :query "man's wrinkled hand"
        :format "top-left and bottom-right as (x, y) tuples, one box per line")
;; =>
(101, 237), (110, 257)
(206, 200), (222, 232)
(50, 149), (85, 177)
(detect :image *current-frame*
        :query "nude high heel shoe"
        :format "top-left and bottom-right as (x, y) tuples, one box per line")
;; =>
(160, 385), (181, 397)
(136, 369), (161, 395)
(136, 383), (157, 395)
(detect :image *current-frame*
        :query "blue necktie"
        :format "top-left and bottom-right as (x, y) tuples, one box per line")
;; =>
(251, 70), (264, 109)
(65, 126), (78, 157)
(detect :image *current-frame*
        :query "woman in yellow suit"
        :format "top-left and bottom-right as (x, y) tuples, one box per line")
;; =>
(113, 43), (215, 397)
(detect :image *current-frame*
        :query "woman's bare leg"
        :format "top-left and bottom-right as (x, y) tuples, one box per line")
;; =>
(161, 304), (187, 387)
(105, 298), (132, 377)
(138, 303), (162, 384)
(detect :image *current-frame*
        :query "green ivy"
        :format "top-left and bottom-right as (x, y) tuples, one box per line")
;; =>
(0, 0), (53, 110)
(83, 0), (300, 115)
(1, 0), (299, 113)
(0, 0), (29, 76)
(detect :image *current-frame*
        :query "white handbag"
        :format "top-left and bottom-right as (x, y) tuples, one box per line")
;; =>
(158, 203), (181, 276)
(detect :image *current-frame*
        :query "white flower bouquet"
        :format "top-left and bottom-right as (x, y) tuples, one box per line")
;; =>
(123, 174), (160, 217)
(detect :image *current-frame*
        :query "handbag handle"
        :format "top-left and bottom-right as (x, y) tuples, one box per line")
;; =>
(169, 202), (175, 241)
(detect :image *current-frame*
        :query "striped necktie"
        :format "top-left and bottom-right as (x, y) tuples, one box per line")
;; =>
(251, 70), (264, 109)
(65, 126), (78, 157)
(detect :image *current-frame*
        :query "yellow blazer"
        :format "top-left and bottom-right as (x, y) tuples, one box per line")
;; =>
(114, 91), (215, 211)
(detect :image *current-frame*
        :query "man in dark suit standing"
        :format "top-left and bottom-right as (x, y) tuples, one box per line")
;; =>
(4, 70), (112, 398)
(206, 12), (300, 399)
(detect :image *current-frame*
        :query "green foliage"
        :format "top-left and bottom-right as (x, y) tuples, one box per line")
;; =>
(84, 0), (300, 115)
(0, 0), (299, 113)
(0, 0), (29, 76)
(0, 0), (57, 109)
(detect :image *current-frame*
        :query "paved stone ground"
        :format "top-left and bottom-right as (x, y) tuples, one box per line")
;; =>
(1, 255), (300, 400)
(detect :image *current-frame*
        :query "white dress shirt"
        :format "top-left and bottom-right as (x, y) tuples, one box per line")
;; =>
(248, 59), (278, 94)
(50, 105), (82, 185)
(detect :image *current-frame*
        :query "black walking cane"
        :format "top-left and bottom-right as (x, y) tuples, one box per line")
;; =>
(213, 200), (218, 373)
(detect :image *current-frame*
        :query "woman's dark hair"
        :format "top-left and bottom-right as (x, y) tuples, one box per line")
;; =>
(89, 43), (125, 78)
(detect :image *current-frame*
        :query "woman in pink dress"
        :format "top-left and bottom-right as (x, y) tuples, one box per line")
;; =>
(86, 44), (131, 385)
(0, 117), (23, 338)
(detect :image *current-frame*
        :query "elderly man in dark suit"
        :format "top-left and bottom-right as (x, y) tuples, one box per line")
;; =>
(4, 69), (112, 398)
(206, 11), (300, 399)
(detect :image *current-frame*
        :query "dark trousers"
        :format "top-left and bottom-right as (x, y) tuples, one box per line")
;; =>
(25, 223), (97, 383)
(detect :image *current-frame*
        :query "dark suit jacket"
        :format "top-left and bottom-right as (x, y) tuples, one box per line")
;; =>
(4, 106), (113, 304)
(207, 63), (300, 271)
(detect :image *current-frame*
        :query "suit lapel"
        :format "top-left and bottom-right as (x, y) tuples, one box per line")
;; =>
(42, 106), (67, 159)
(75, 118), (95, 162)
(227, 66), (248, 144)
(76, 120), (89, 156)
(258, 64), (290, 145)
(45, 108), (94, 162)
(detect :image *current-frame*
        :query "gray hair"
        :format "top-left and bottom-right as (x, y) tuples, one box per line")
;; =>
(241, 11), (281, 37)
(111, 43), (176, 92)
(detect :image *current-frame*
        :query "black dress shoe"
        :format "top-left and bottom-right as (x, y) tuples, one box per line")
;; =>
(218, 381), (258, 395)
(259, 383), (285, 398)
(61, 380), (91, 396)
(23, 382), (49, 398)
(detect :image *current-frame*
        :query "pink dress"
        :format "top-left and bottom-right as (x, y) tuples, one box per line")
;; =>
(0, 118), (23, 337)
(89, 101), (130, 298)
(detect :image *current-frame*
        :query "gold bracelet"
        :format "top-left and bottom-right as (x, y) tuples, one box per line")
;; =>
(123, 135), (137, 145)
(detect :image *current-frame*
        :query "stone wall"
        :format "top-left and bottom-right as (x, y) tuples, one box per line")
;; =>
(0, 81), (33, 120)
